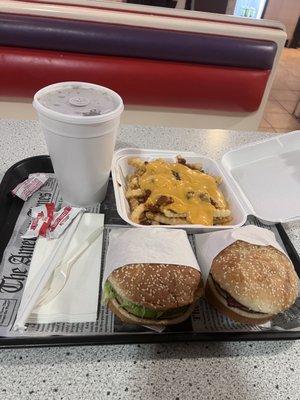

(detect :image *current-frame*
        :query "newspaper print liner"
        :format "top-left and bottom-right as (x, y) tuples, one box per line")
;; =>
(103, 227), (200, 288)
(194, 225), (291, 285)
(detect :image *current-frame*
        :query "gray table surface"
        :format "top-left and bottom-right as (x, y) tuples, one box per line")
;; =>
(0, 119), (299, 400)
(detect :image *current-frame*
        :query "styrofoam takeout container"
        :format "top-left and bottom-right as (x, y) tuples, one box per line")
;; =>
(112, 131), (300, 232)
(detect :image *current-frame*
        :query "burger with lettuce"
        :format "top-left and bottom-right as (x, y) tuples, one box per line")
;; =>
(104, 263), (203, 325)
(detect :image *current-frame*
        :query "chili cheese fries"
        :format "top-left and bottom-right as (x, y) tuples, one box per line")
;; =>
(125, 156), (231, 226)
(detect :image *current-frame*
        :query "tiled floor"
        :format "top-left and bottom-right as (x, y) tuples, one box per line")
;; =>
(258, 48), (300, 133)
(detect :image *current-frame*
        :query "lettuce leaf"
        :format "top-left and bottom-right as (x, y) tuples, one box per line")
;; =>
(103, 281), (188, 320)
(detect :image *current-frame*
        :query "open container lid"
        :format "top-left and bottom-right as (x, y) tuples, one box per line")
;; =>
(221, 130), (300, 224)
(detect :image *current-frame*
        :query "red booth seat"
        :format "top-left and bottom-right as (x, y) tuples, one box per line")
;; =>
(0, 47), (270, 112)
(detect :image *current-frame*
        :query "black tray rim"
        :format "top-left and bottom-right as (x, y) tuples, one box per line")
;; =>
(0, 155), (299, 348)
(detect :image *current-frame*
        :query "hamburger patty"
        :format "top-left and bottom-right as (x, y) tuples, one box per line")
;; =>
(211, 276), (267, 315)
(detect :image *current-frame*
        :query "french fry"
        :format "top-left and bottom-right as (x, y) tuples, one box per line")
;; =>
(146, 212), (188, 225)
(213, 209), (231, 218)
(162, 209), (187, 219)
(176, 156), (202, 171)
(128, 157), (146, 169)
(214, 176), (222, 185)
(213, 216), (232, 225)
(186, 162), (202, 171)
(127, 176), (139, 189)
(128, 198), (139, 211)
(131, 203), (146, 223)
(125, 188), (144, 199)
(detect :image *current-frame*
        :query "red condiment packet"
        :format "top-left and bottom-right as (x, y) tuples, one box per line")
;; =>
(22, 203), (55, 239)
(22, 204), (84, 239)
(47, 206), (84, 239)
(12, 173), (49, 201)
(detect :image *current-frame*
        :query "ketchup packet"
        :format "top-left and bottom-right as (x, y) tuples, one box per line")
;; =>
(22, 203), (55, 239)
(12, 173), (49, 201)
(47, 206), (84, 239)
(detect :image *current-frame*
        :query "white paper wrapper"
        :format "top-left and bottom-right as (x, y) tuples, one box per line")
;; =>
(194, 225), (290, 285)
(103, 227), (200, 288)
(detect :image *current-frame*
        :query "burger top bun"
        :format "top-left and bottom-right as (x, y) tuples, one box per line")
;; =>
(211, 241), (298, 315)
(108, 263), (203, 310)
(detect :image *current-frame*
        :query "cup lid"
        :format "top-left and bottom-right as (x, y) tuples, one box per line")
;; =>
(33, 82), (124, 124)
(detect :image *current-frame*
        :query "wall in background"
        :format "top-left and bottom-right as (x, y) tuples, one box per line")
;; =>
(264, 0), (300, 43)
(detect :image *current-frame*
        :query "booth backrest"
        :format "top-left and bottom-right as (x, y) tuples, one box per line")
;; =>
(0, 0), (287, 129)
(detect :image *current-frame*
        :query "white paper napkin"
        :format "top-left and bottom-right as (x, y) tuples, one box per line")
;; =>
(14, 213), (83, 332)
(26, 213), (104, 324)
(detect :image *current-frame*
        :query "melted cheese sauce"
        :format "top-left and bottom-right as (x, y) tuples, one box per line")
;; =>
(139, 159), (227, 225)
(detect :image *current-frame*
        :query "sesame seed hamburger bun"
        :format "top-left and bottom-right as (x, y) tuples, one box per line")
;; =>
(104, 263), (203, 326)
(205, 241), (298, 325)
(107, 297), (197, 326)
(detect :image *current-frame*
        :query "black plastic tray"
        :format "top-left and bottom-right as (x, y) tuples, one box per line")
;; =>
(0, 156), (299, 348)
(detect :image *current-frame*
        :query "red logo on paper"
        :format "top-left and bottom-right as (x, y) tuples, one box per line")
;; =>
(49, 206), (72, 231)
(31, 211), (44, 230)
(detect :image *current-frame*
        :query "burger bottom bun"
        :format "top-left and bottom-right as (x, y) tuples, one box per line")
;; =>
(107, 298), (197, 326)
(205, 279), (275, 325)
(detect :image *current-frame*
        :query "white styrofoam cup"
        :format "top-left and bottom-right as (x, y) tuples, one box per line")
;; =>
(33, 82), (124, 206)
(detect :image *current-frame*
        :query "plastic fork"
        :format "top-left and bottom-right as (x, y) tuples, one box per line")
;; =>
(36, 227), (103, 307)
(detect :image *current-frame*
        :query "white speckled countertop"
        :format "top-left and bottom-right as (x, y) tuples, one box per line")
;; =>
(0, 119), (299, 400)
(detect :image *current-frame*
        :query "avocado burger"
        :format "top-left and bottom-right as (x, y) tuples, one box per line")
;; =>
(104, 263), (203, 325)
